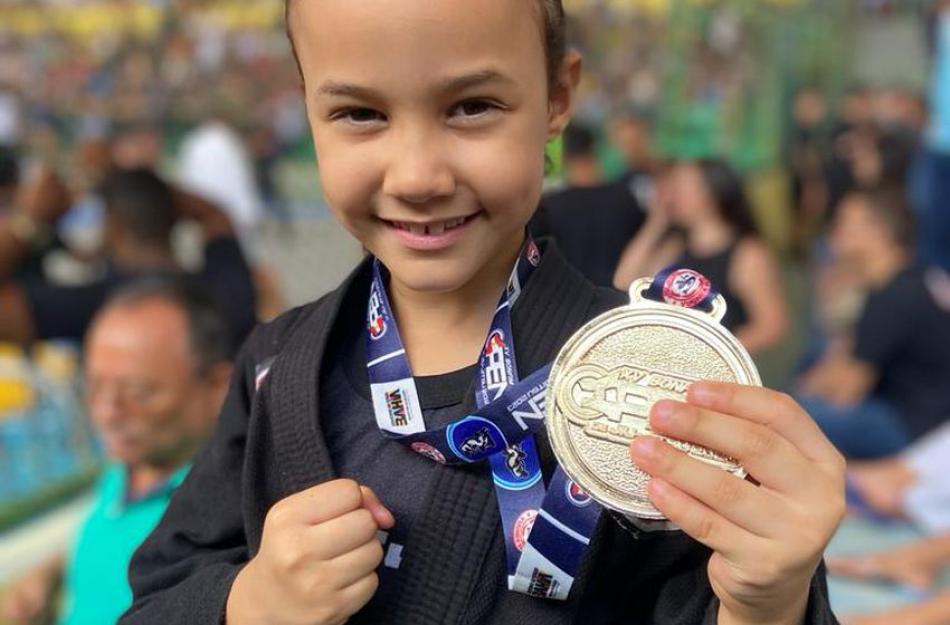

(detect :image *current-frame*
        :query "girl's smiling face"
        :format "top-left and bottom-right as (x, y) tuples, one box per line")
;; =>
(291, 0), (576, 294)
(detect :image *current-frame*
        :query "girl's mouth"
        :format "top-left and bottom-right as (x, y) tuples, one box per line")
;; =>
(384, 212), (481, 251)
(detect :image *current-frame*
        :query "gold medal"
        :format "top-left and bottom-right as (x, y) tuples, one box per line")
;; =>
(546, 275), (761, 519)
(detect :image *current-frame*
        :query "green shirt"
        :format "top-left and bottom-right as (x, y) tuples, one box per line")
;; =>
(58, 463), (190, 625)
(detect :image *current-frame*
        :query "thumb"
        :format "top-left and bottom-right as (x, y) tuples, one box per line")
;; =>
(360, 486), (395, 530)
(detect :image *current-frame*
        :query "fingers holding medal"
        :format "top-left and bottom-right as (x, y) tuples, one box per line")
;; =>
(546, 276), (758, 519)
(632, 382), (846, 623)
(546, 271), (845, 622)
(633, 384), (845, 547)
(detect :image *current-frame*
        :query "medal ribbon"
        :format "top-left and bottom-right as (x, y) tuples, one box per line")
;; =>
(366, 254), (722, 599)
(366, 238), (599, 599)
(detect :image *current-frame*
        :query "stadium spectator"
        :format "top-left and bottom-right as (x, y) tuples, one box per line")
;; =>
(0, 167), (257, 348)
(1, 277), (233, 625)
(561, 123), (602, 187)
(798, 187), (950, 458)
(614, 159), (788, 353)
(530, 124), (646, 288)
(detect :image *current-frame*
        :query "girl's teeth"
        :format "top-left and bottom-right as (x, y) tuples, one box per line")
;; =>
(395, 216), (471, 236)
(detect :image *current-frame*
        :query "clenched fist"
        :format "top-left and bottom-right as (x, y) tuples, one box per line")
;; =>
(226, 479), (395, 625)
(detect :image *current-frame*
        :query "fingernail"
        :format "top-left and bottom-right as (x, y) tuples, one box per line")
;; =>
(631, 436), (660, 462)
(651, 401), (675, 427)
(689, 383), (716, 405)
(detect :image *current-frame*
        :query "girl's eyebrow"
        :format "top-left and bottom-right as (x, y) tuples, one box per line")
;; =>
(434, 69), (514, 93)
(316, 69), (515, 101)
(317, 81), (383, 101)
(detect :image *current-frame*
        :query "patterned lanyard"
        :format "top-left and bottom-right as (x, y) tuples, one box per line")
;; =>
(365, 238), (601, 599)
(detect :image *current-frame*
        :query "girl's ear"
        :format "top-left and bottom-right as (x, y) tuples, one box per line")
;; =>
(547, 49), (583, 141)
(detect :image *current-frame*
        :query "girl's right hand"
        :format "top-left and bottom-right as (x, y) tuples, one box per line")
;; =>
(226, 479), (395, 625)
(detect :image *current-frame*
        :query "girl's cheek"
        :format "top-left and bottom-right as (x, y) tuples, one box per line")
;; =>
(318, 149), (379, 215)
(466, 141), (545, 211)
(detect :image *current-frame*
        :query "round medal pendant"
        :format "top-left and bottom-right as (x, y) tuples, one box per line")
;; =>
(546, 277), (761, 519)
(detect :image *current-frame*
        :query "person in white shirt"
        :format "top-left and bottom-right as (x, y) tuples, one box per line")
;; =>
(177, 116), (285, 319)
(177, 118), (265, 252)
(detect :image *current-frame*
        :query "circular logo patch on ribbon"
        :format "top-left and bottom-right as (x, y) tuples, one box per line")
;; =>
(564, 479), (593, 507)
(513, 509), (538, 552)
(446, 416), (508, 462)
(526, 239), (541, 267)
(662, 269), (712, 309)
(410, 442), (446, 464)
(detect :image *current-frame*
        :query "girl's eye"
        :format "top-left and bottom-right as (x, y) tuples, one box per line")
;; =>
(332, 107), (387, 126)
(450, 99), (500, 119)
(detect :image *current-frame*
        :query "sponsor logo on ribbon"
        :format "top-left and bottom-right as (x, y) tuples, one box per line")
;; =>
(662, 269), (711, 309)
(482, 329), (512, 401)
(368, 285), (388, 340)
(565, 480), (592, 507)
(513, 509), (538, 552)
(385, 388), (410, 428)
(526, 239), (541, 267)
(447, 416), (508, 462)
(504, 443), (529, 479)
(410, 442), (446, 464)
(527, 568), (560, 598)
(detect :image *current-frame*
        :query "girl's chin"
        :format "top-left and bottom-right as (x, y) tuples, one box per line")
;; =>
(379, 253), (487, 290)
(387, 268), (477, 295)
(370, 228), (526, 294)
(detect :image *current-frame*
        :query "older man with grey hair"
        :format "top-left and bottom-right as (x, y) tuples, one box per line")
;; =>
(2, 276), (234, 625)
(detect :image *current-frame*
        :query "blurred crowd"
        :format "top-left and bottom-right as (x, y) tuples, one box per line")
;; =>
(0, 3), (308, 219)
(529, 6), (950, 623)
(0, 2), (950, 625)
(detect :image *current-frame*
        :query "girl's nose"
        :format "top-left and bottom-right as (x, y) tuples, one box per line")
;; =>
(382, 129), (456, 204)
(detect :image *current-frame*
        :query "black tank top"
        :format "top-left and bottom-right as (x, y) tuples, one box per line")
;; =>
(674, 241), (749, 332)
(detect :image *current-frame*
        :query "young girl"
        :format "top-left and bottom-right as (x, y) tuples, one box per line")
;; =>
(613, 159), (789, 355)
(120, 2), (844, 624)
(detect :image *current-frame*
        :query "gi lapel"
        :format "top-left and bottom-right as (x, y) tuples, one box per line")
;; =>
(265, 260), (374, 496)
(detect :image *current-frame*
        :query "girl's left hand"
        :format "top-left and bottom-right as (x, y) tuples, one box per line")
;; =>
(630, 382), (846, 625)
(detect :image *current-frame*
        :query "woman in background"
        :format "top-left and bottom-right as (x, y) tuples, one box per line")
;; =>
(614, 158), (788, 354)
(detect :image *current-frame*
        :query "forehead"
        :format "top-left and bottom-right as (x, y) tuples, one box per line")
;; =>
(291, 0), (546, 93)
(86, 300), (192, 372)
